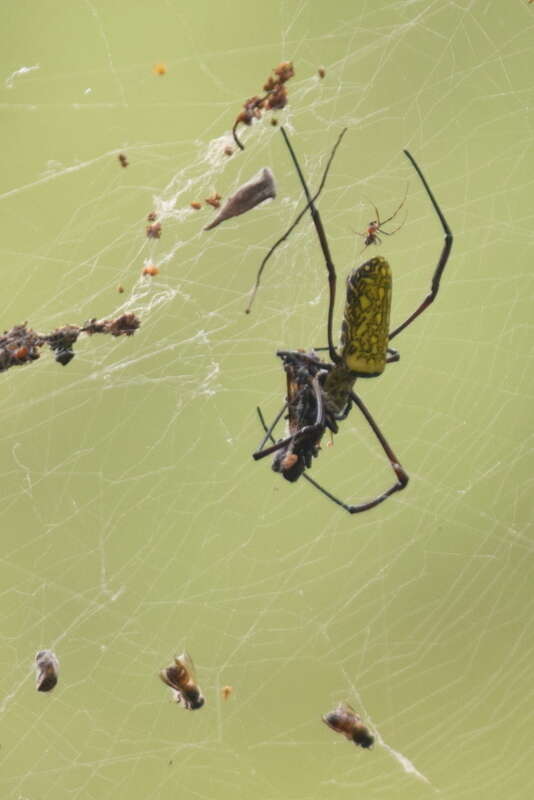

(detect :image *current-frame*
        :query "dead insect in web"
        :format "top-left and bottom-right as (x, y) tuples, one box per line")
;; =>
(190, 201), (202, 210)
(160, 652), (204, 710)
(204, 168), (276, 231)
(318, 66), (326, 79)
(205, 192), (222, 209)
(118, 153), (129, 168)
(223, 145), (234, 157)
(35, 649), (59, 692)
(117, 284), (124, 293)
(142, 263), (159, 277)
(147, 211), (157, 222)
(153, 63), (167, 76)
(323, 703), (374, 749)
(253, 128), (452, 513)
(354, 188), (408, 252)
(146, 222), (162, 239)
(221, 685), (234, 701)
(270, 118), (278, 126)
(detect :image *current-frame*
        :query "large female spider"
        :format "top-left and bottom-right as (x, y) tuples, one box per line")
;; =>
(253, 128), (453, 513)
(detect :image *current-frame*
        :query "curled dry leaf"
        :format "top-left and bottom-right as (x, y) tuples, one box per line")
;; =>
(204, 168), (276, 231)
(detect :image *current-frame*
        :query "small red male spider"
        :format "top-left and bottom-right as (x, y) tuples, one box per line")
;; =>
(355, 189), (407, 252)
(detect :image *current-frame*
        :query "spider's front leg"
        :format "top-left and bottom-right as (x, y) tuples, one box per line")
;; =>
(388, 150), (453, 342)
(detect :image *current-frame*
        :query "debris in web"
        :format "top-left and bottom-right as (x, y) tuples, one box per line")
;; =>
(118, 153), (129, 168)
(35, 650), (59, 692)
(232, 61), (294, 150)
(204, 168), (276, 230)
(220, 685), (234, 701)
(146, 221), (162, 239)
(5, 63), (40, 89)
(205, 192), (222, 209)
(378, 738), (432, 786)
(0, 313), (141, 373)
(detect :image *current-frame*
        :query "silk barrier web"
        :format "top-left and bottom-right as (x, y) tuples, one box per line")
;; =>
(1, 2), (533, 799)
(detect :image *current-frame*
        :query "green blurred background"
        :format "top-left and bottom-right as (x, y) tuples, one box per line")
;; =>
(1, 1), (533, 798)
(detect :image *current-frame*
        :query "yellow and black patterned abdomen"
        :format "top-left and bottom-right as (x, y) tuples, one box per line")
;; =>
(340, 256), (392, 377)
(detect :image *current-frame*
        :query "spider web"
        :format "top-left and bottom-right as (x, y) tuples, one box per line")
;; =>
(1, 1), (533, 799)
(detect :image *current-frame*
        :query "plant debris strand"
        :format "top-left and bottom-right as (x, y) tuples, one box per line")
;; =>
(232, 62), (294, 150)
(0, 312), (140, 373)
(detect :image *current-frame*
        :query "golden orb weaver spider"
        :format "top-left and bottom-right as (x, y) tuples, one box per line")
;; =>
(253, 128), (453, 513)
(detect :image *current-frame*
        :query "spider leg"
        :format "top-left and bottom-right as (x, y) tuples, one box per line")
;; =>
(370, 202), (381, 228)
(298, 471), (367, 514)
(245, 129), (347, 315)
(255, 403), (288, 454)
(377, 183), (408, 227)
(253, 427), (325, 462)
(378, 216), (406, 236)
(333, 398), (352, 421)
(389, 151), (453, 341)
(280, 127), (343, 365)
(335, 391), (408, 513)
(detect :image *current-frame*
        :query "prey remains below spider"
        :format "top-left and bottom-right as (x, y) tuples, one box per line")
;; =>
(253, 128), (453, 513)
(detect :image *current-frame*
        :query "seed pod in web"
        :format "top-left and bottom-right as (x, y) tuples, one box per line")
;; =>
(204, 168), (276, 231)
(35, 649), (59, 692)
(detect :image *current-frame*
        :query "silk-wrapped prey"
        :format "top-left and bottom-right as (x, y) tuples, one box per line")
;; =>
(35, 649), (59, 692)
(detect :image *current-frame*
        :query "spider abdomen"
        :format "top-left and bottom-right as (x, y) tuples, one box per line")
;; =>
(340, 256), (392, 377)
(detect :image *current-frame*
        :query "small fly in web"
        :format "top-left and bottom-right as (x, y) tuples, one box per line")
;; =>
(253, 128), (453, 513)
